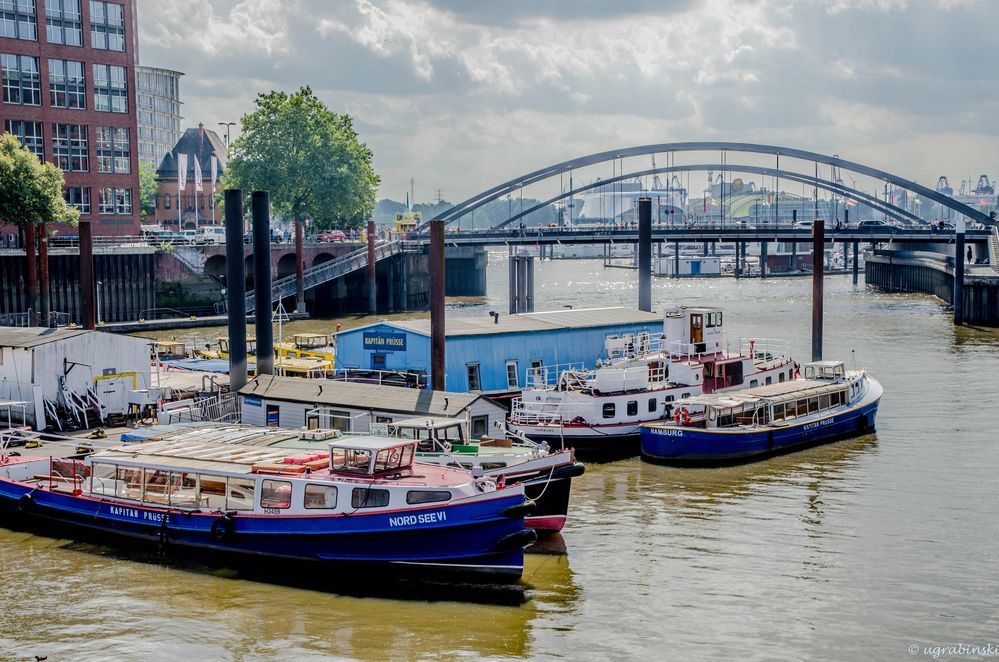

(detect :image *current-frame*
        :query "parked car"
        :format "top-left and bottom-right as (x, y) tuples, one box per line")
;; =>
(196, 227), (226, 245)
(317, 229), (346, 242)
(854, 220), (896, 233)
(792, 220), (814, 230)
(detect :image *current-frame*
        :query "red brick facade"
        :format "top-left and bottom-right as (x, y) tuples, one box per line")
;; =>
(0, 0), (140, 238)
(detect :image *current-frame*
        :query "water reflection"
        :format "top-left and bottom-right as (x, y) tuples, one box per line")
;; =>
(0, 528), (578, 661)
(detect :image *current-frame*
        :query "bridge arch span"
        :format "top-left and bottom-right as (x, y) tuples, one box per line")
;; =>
(420, 142), (992, 230)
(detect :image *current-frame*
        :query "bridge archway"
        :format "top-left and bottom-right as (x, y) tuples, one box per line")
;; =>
(277, 253), (297, 281)
(204, 254), (227, 280)
(420, 142), (992, 230)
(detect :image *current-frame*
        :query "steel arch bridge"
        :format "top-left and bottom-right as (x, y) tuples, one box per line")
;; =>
(417, 142), (993, 231)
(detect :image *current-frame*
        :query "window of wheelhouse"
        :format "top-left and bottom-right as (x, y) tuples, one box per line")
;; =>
(260, 479), (292, 509)
(332, 448), (373, 474)
(373, 444), (413, 473)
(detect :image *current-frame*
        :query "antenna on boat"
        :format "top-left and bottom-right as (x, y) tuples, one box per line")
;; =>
(851, 349), (857, 370)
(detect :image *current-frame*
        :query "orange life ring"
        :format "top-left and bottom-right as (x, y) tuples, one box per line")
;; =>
(674, 407), (691, 426)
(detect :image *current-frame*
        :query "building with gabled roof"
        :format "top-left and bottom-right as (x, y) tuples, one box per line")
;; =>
(153, 123), (226, 229)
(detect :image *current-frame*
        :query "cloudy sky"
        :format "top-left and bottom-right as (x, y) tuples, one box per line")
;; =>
(138, 0), (998, 204)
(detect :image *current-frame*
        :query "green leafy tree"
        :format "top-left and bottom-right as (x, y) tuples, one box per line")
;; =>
(223, 86), (379, 230)
(0, 133), (79, 229)
(138, 160), (157, 221)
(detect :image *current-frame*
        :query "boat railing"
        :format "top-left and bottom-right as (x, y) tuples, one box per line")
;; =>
(666, 340), (726, 362)
(739, 338), (792, 364)
(510, 397), (595, 424)
(604, 332), (666, 361)
(523, 362), (589, 390)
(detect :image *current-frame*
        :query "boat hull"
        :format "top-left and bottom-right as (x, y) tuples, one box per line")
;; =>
(508, 426), (641, 458)
(0, 483), (532, 581)
(640, 398), (880, 466)
(520, 461), (585, 533)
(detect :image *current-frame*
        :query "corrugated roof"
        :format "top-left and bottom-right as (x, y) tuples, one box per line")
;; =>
(0, 328), (92, 349)
(366, 307), (662, 338)
(240, 375), (491, 417)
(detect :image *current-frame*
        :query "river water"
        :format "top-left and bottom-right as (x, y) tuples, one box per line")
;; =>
(4, 255), (999, 661)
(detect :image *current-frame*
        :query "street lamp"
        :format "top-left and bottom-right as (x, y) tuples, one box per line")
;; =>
(218, 121), (236, 148)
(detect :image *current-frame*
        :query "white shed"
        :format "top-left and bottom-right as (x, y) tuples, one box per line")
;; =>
(239, 374), (508, 439)
(0, 328), (152, 427)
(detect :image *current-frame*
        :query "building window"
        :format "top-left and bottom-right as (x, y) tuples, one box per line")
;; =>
(163, 193), (171, 209)
(98, 187), (131, 215)
(1, 53), (41, 105)
(64, 186), (90, 214)
(4, 119), (43, 159)
(467, 363), (480, 391)
(48, 58), (85, 109)
(92, 63), (127, 112)
(89, 0), (124, 51)
(45, 0), (82, 46)
(96, 126), (129, 173)
(1, 0), (37, 40)
(470, 415), (489, 439)
(51, 123), (88, 171)
(505, 361), (519, 389)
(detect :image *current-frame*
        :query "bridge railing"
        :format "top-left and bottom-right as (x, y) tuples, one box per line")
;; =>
(990, 227), (999, 273)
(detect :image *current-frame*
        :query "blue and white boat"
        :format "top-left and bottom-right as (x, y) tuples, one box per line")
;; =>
(0, 434), (537, 581)
(641, 360), (882, 465)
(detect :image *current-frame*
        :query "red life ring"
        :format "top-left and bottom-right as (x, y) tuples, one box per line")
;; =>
(793, 362), (801, 379)
(674, 407), (691, 426)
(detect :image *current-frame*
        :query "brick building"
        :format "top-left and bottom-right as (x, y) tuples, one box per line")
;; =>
(0, 0), (140, 238)
(154, 123), (226, 229)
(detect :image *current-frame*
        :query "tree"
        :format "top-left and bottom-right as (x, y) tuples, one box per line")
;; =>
(223, 87), (379, 230)
(138, 160), (157, 221)
(0, 133), (79, 229)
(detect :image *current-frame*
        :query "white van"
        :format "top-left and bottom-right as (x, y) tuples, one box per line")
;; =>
(197, 227), (227, 245)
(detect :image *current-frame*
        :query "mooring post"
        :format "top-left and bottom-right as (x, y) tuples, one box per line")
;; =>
(638, 197), (652, 311)
(429, 220), (446, 390)
(79, 220), (95, 330)
(526, 255), (535, 312)
(852, 241), (859, 284)
(39, 221), (50, 326)
(791, 239), (798, 272)
(224, 189), (248, 393)
(295, 218), (306, 313)
(516, 254), (528, 313)
(252, 191), (274, 376)
(673, 241), (680, 277)
(24, 221), (37, 325)
(366, 219), (377, 314)
(508, 248), (517, 314)
(842, 243), (849, 275)
(812, 219), (825, 361)
(760, 241), (768, 279)
(954, 218), (966, 325)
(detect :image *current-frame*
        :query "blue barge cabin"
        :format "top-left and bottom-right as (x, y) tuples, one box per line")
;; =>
(334, 307), (664, 395)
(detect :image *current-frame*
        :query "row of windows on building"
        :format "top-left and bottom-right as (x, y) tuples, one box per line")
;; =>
(1, 54), (127, 112)
(5, 119), (130, 173)
(1, 0), (126, 51)
(136, 110), (181, 131)
(155, 193), (216, 210)
(62, 185), (131, 215)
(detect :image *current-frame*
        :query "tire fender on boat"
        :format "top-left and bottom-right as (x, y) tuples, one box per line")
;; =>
(17, 492), (32, 512)
(210, 513), (235, 542)
(500, 499), (537, 519)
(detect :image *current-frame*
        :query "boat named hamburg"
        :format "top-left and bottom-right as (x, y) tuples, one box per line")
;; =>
(640, 360), (882, 465)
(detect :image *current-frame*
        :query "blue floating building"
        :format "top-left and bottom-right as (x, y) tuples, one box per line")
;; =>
(334, 307), (663, 394)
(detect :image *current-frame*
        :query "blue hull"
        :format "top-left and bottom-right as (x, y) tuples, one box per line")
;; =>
(0, 485), (532, 581)
(641, 400), (879, 466)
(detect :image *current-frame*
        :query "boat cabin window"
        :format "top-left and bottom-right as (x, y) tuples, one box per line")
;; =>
(304, 484), (338, 509)
(750, 379), (759, 388)
(765, 376), (773, 385)
(627, 401), (638, 416)
(227, 477), (256, 511)
(90, 463), (123, 497)
(779, 372), (785, 383)
(648, 398), (657, 413)
(406, 490), (452, 505)
(602, 403), (616, 419)
(373, 444), (414, 473)
(804, 363), (846, 380)
(681, 392), (690, 399)
(664, 395), (675, 403)
(260, 479), (293, 509)
(352, 487), (390, 509)
(705, 312), (723, 328)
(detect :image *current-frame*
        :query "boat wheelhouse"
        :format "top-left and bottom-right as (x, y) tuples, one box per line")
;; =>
(640, 360), (882, 465)
(508, 307), (796, 455)
(0, 433), (537, 581)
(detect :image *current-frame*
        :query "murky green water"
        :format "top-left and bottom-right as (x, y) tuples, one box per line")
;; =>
(6, 255), (999, 660)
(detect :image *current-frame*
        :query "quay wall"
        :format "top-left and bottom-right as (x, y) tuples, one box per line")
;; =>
(865, 250), (999, 326)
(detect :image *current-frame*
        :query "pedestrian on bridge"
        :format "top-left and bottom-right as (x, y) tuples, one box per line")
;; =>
(967, 246), (973, 264)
